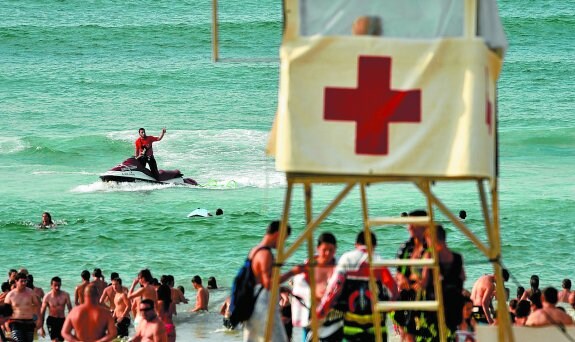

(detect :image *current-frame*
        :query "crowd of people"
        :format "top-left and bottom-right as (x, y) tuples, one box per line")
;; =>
(242, 215), (575, 342)
(3, 214), (575, 342)
(0, 268), (218, 342)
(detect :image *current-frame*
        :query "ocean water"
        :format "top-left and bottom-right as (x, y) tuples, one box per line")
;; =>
(0, 0), (573, 340)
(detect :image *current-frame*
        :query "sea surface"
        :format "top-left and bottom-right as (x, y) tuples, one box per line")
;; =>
(0, 0), (573, 340)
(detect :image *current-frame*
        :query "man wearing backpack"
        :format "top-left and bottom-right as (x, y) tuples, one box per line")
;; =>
(243, 220), (291, 342)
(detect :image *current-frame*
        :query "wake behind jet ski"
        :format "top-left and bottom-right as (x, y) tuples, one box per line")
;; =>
(99, 157), (198, 185)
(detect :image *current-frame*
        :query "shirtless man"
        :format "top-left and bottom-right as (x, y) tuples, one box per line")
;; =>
(470, 269), (509, 324)
(26, 275), (45, 302)
(129, 270), (157, 304)
(74, 270), (90, 305)
(111, 278), (131, 338)
(283, 232), (340, 340)
(558, 278), (572, 303)
(130, 299), (168, 342)
(100, 275), (126, 311)
(525, 287), (574, 327)
(190, 276), (209, 312)
(91, 268), (108, 298)
(129, 269), (158, 327)
(40, 277), (72, 342)
(166, 275), (187, 315)
(289, 232), (339, 301)
(243, 220), (291, 342)
(3, 273), (41, 342)
(102, 273), (129, 312)
(61, 284), (116, 342)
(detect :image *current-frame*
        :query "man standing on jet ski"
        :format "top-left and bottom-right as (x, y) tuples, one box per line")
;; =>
(135, 127), (166, 180)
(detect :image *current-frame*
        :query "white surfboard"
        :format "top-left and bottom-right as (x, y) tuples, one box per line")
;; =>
(187, 208), (211, 218)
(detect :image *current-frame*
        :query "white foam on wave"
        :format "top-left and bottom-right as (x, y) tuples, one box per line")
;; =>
(105, 130), (137, 143)
(0, 137), (29, 154)
(227, 171), (285, 188)
(171, 129), (286, 188)
(71, 181), (177, 193)
(33, 171), (96, 175)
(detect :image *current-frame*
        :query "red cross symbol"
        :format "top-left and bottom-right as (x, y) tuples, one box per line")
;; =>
(324, 56), (421, 155)
(485, 69), (493, 135)
(486, 98), (492, 135)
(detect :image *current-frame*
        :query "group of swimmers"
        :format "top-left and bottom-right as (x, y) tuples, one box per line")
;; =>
(0, 267), (219, 342)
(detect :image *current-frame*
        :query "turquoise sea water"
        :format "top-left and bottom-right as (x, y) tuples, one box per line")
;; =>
(1, 0), (574, 340)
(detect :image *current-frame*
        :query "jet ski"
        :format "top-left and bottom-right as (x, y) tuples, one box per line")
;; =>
(99, 157), (198, 185)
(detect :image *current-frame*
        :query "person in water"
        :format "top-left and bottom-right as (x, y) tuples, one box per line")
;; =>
(157, 283), (175, 342)
(39, 212), (56, 229)
(62, 284), (117, 341)
(188, 208), (223, 217)
(207, 277), (218, 290)
(135, 127), (166, 180)
(4, 273), (43, 342)
(190, 275), (209, 312)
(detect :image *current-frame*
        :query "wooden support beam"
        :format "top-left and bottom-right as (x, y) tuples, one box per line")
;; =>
(283, 183), (356, 260)
(264, 181), (293, 341)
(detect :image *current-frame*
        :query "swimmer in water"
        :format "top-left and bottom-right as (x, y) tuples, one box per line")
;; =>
(39, 212), (56, 229)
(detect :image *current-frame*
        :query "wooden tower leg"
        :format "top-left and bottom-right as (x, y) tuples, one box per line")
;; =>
(265, 180), (293, 341)
(360, 183), (383, 342)
(420, 181), (447, 342)
(482, 180), (514, 342)
(305, 183), (320, 342)
(211, 0), (219, 62)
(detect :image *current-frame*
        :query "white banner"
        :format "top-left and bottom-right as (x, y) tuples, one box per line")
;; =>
(270, 37), (500, 179)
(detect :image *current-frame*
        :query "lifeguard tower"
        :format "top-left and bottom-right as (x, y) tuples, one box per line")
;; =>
(262, 0), (513, 341)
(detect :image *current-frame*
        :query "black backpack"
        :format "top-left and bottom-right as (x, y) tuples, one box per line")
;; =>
(228, 246), (271, 328)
